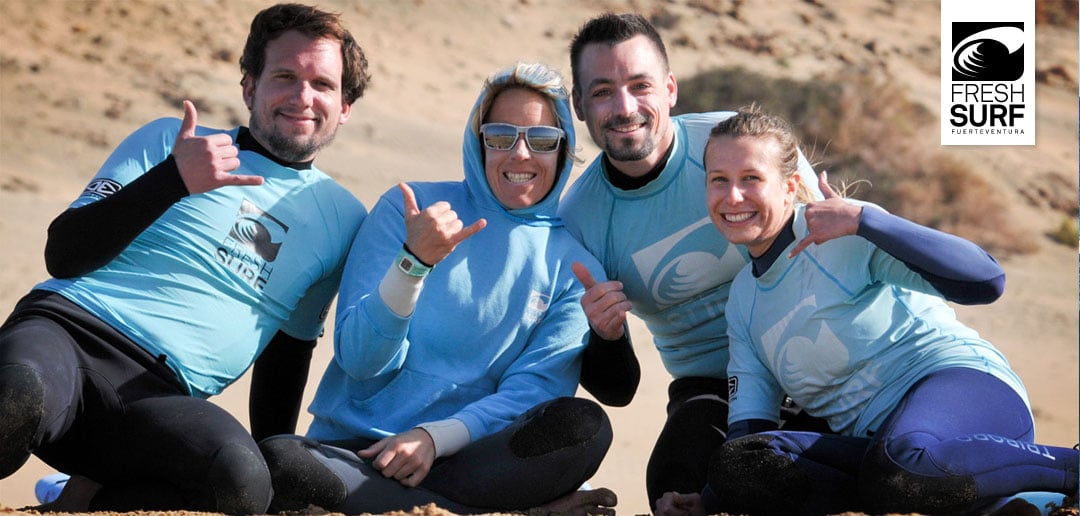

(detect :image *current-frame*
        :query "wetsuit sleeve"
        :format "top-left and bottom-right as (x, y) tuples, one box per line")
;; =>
(580, 328), (640, 407)
(857, 206), (1005, 305)
(249, 330), (315, 441)
(44, 156), (188, 278)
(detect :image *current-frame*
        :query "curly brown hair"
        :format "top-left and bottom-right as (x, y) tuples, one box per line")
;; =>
(240, 3), (370, 105)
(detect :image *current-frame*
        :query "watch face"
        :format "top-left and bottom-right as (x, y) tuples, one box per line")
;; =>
(401, 258), (414, 273)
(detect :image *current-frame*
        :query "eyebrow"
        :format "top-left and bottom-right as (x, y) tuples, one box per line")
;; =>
(584, 72), (653, 91)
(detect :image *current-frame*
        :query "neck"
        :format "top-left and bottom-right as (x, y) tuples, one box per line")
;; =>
(750, 214), (797, 277)
(238, 128), (314, 170)
(604, 137), (675, 190)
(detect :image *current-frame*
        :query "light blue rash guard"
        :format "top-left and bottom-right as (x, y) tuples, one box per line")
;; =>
(559, 112), (820, 379)
(307, 81), (605, 444)
(725, 203), (1029, 437)
(36, 118), (367, 397)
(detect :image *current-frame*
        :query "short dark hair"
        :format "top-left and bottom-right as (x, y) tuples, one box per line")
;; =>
(240, 3), (370, 105)
(569, 13), (669, 91)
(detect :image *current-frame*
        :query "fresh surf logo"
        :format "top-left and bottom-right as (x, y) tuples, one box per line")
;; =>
(941, 1), (1035, 145)
(216, 199), (288, 290)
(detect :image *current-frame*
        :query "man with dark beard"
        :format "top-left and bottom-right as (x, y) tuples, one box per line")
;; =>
(0, 4), (369, 513)
(559, 13), (826, 512)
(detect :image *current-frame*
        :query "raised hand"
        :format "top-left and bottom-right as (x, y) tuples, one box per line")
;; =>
(789, 171), (863, 258)
(399, 182), (486, 266)
(172, 100), (263, 195)
(357, 428), (436, 487)
(572, 262), (631, 341)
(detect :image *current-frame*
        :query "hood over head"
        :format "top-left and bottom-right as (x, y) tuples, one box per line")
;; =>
(462, 62), (579, 226)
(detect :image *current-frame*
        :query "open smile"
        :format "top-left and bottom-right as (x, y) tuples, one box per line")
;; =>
(723, 212), (756, 224)
(504, 171), (537, 184)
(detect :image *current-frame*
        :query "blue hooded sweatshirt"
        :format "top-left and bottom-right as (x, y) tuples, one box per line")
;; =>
(307, 66), (604, 444)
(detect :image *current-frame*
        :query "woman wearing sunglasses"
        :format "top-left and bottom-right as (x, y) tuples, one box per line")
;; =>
(258, 62), (618, 515)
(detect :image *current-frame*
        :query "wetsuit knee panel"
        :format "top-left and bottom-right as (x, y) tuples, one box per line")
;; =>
(0, 364), (46, 478)
(260, 435), (348, 512)
(509, 397), (610, 458)
(206, 441), (273, 515)
(859, 440), (977, 514)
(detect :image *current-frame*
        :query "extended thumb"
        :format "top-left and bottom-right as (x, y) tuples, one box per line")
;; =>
(179, 100), (198, 138)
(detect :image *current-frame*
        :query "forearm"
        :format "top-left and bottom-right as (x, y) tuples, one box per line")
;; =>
(580, 327), (640, 407)
(857, 207), (1005, 304)
(45, 157), (188, 278)
(249, 331), (315, 441)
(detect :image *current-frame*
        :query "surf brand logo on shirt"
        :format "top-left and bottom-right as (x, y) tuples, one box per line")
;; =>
(631, 217), (744, 309)
(524, 290), (550, 325)
(761, 294), (882, 427)
(216, 199), (289, 291)
(80, 178), (123, 200)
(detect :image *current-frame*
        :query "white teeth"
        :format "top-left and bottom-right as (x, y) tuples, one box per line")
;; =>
(505, 172), (535, 184)
(611, 124), (642, 133)
(724, 212), (753, 223)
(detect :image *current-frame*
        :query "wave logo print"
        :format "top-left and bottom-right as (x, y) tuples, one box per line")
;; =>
(633, 217), (746, 309)
(230, 199), (289, 262)
(951, 22), (1024, 81)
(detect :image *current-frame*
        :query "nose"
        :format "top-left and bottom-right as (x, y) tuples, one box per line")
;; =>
(728, 184), (745, 203)
(509, 133), (531, 158)
(613, 88), (638, 115)
(290, 81), (315, 106)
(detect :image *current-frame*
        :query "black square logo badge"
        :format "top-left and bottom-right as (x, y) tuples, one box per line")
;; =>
(951, 22), (1025, 81)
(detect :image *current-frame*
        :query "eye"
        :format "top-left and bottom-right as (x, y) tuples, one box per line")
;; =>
(590, 87), (611, 98)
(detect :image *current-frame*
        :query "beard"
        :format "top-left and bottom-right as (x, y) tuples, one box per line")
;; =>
(604, 133), (656, 162)
(601, 113), (656, 162)
(249, 111), (336, 163)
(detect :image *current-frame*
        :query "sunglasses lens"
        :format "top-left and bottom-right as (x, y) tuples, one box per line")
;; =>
(526, 127), (561, 152)
(481, 124), (562, 153)
(482, 124), (519, 150)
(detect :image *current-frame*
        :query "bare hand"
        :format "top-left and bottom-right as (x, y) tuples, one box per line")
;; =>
(400, 182), (486, 266)
(357, 428), (436, 487)
(655, 491), (706, 516)
(572, 262), (631, 341)
(172, 100), (263, 195)
(789, 171), (862, 257)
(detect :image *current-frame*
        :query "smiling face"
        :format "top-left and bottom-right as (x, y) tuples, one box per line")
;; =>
(572, 35), (677, 177)
(242, 30), (351, 163)
(482, 87), (561, 210)
(705, 135), (799, 257)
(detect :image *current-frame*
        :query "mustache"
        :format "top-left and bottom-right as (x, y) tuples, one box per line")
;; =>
(602, 113), (648, 130)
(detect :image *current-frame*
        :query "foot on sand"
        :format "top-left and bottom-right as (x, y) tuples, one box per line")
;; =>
(529, 487), (618, 516)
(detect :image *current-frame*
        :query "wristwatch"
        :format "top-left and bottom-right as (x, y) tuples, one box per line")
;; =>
(396, 247), (432, 277)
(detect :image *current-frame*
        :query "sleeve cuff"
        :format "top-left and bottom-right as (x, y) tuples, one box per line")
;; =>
(417, 418), (471, 458)
(378, 260), (425, 317)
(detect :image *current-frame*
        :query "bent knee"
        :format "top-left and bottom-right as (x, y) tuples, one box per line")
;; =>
(206, 441), (272, 515)
(0, 364), (46, 478)
(510, 397), (612, 458)
(859, 440), (976, 514)
(259, 435), (349, 512)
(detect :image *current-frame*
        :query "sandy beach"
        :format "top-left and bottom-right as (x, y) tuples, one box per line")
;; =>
(1, 1), (1077, 513)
